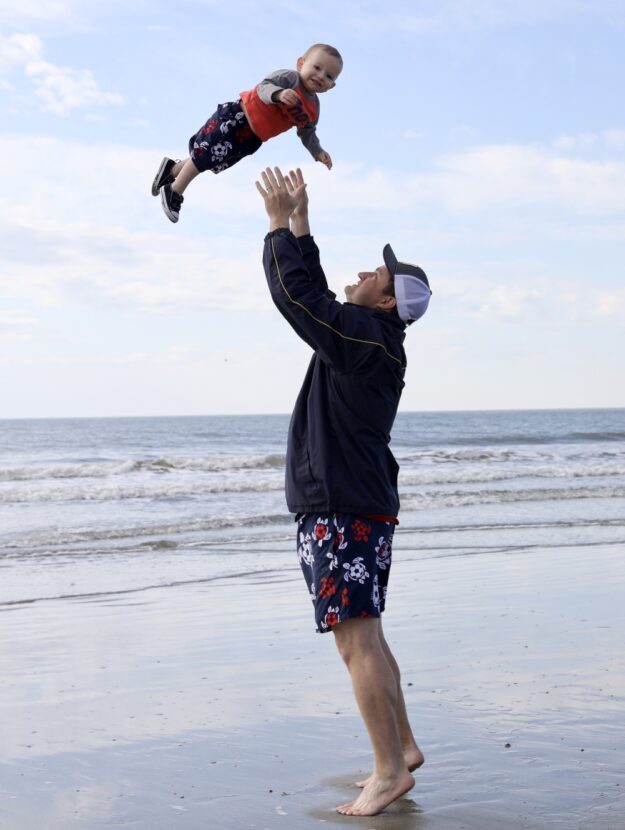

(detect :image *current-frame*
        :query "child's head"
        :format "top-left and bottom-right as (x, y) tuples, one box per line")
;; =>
(297, 44), (343, 94)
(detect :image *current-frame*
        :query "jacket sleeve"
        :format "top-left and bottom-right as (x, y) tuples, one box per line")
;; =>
(296, 234), (332, 294)
(263, 229), (402, 373)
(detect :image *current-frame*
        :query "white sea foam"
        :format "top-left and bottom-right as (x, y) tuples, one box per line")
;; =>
(0, 453), (286, 482)
(0, 474), (285, 503)
(401, 484), (625, 510)
(2, 410), (625, 604)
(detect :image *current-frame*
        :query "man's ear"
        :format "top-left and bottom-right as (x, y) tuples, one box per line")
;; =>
(376, 295), (396, 312)
(296, 56), (304, 71)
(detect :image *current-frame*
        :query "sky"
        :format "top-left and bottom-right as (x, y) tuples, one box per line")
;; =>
(1, 0), (624, 418)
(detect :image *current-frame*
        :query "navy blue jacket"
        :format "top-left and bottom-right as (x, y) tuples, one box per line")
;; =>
(263, 229), (407, 516)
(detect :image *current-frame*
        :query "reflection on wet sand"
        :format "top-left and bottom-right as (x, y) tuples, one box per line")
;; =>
(1, 543), (624, 829)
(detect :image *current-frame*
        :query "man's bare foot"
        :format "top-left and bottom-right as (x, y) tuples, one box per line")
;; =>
(337, 770), (415, 816)
(355, 745), (424, 788)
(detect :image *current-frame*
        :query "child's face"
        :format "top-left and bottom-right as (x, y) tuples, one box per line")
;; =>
(296, 48), (342, 94)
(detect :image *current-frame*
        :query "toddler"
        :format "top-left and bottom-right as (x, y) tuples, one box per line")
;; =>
(152, 43), (342, 223)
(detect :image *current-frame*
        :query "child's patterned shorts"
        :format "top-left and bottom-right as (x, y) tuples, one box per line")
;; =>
(296, 513), (395, 633)
(188, 100), (262, 174)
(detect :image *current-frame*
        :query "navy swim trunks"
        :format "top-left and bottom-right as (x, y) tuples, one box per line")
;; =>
(188, 100), (262, 174)
(296, 513), (395, 633)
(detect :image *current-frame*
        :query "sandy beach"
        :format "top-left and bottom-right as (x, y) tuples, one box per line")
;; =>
(2, 530), (624, 830)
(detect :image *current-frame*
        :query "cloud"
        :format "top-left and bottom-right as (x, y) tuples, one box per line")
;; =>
(0, 31), (42, 71)
(552, 128), (625, 152)
(343, 0), (625, 34)
(0, 308), (38, 342)
(3, 0), (623, 31)
(0, 1), (72, 23)
(0, 309), (38, 326)
(0, 214), (270, 315)
(24, 60), (124, 115)
(552, 133), (597, 151)
(591, 288), (625, 317)
(475, 286), (542, 318)
(605, 129), (625, 148)
(0, 134), (624, 327)
(0, 31), (123, 114)
(0, 0), (145, 26)
(423, 144), (625, 216)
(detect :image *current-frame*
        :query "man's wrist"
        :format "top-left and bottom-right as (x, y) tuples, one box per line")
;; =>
(268, 216), (291, 232)
(290, 216), (310, 236)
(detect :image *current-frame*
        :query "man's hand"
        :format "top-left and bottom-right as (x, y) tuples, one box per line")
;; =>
(283, 168), (310, 237)
(255, 166), (305, 232)
(316, 151), (332, 170)
(284, 168), (308, 217)
(274, 89), (299, 106)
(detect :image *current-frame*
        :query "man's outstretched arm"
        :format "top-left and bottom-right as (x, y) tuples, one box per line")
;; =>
(256, 167), (325, 351)
(283, 169), (331, 295)
(257, 167), (393, 372)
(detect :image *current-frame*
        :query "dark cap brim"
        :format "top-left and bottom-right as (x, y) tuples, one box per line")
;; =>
(383, 243), (398, 277)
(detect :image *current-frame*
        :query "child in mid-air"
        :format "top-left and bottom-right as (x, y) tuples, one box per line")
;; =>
(152, 43), (343, 223)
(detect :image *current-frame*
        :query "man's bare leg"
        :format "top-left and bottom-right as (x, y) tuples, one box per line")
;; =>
(333, 617), (415, 816)
(356, 620), (424, 787)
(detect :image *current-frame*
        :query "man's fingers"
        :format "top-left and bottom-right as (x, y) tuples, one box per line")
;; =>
(261, 166), (290, 193)
(261, 169), (275, 191)
(286, 169), (300, 192)
(262, 167), (280, 190)
(259, 166), (298, 202)
(284, 168), (304, 192)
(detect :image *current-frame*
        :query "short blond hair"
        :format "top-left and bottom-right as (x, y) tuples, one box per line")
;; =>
(303, 43), (343, 68)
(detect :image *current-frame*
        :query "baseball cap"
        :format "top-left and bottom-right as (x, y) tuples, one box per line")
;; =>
(383, 244), (431, 324)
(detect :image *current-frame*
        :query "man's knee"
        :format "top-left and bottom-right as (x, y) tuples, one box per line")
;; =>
(333, 617), (381, 666)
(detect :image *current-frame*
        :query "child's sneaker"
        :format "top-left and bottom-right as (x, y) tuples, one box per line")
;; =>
(161, 183), (184, 223)
(151, 157), (177, 196)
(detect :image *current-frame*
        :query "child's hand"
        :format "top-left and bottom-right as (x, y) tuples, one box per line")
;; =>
(276, 89), (299, 106)
(316, 151), (333, 170)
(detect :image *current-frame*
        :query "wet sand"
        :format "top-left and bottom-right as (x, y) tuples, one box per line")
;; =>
(1, 539), (624, 829)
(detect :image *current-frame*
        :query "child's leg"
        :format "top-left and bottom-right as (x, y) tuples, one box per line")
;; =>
(172, 159), (200, 195)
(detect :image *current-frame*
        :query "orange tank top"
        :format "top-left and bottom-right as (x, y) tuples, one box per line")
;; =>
(240, 85), (319, 142)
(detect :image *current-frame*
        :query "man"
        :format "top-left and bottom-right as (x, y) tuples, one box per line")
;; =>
(256, 167), (431, 817)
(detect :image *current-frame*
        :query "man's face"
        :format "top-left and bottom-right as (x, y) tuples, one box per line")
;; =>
(344, 265), (395, 311)
(297, 49), (342, 94)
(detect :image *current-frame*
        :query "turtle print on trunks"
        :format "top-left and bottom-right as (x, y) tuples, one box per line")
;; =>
(188, 100), (262, 174)
(296, 513), (395, 633)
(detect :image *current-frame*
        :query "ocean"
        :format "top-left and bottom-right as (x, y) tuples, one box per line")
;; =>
(2, 409), (624, 607)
